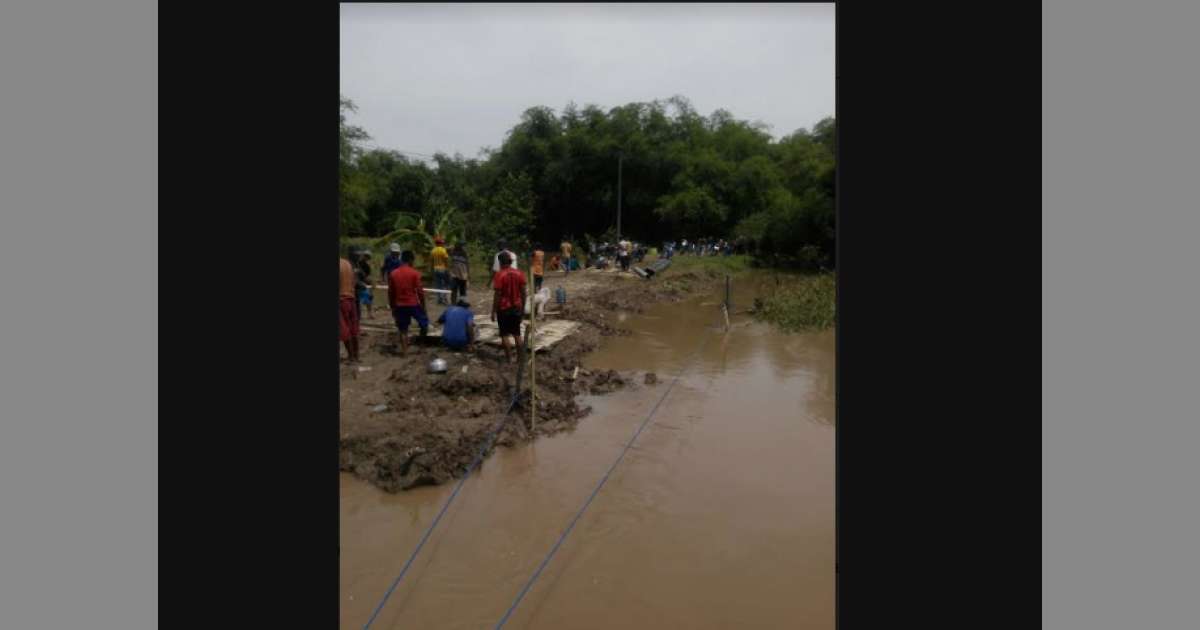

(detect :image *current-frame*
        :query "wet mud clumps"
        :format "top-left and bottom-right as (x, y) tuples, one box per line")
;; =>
(339, 332), (626, 492)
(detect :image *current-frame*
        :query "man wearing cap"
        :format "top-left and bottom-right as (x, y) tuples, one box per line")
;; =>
(387, 250), (429, 356)
(436, 298), (476, 351)
(430, 237), (450, 305)
(381, 243), (403, 285)
(488, 239), (518, 290)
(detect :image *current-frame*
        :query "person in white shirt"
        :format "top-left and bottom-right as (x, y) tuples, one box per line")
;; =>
(617, 239), (631, 271)
(488, 239), (519, 289)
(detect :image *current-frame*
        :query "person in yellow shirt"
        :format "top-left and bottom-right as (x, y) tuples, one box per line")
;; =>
(430, 237), (450, 305)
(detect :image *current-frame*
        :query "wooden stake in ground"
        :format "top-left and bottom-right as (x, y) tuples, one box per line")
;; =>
(723, 274), (732, 332)
(528, 267), (537, 433)
(726, 274), (732, 313)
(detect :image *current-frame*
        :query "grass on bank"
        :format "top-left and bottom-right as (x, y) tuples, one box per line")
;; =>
(660, 255), (834, 332)
(661, 253), (753, 277)
(753, 272), (836, 333)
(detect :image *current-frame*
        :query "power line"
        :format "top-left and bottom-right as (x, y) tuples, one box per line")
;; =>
(362, 351), (532, 629)
(493, 325), (716, 629)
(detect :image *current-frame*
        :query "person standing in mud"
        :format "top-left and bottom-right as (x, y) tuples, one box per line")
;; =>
(449, 242), (470, 306)
(560, 239), (573, 275)
(531, 245), (545, 293)
(387, 250), (429, 356)
(339, 254), (361, 363)
(430, 237), (450, 306)
(488, 239), (518, 289)
(380, 243), (402, 284)
(355, 250), (374, 320)
(491, 252), (526, 364)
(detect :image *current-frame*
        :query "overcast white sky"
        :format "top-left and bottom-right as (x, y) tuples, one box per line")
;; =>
(340, 3), (834, 161)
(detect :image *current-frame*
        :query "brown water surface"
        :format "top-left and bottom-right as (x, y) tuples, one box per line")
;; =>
(341, 276), (835, 629)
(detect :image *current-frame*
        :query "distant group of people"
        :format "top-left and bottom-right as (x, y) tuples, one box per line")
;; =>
(669, 237), (740, 257)
(558, 239), (576, 274)
(587, 239), (646, 271)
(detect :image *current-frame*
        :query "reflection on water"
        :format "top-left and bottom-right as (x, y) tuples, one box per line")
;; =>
(341, 275), (835, 629)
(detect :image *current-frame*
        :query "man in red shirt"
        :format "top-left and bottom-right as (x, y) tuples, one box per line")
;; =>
(387, 250), (430, 355)
(491, 251), (527, 364)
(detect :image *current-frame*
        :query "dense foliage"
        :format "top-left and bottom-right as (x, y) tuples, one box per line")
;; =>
(339, 95), (834, 268)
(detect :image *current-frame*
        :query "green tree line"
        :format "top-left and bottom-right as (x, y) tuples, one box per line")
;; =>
(340, 95), (834, 268)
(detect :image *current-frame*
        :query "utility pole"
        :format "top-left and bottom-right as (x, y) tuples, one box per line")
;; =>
(616, 153), (623, 241)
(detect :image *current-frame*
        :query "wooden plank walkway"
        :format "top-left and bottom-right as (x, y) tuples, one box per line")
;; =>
(362, 317), (580, 353)
(473, 319), (581, 352)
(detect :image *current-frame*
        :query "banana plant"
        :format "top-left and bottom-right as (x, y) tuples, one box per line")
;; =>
(374, 206), (464, 263)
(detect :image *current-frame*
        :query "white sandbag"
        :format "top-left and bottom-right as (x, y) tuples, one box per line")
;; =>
(526, 287), (552, 316)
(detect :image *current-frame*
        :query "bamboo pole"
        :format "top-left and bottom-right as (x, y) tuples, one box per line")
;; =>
(725, 275), (731, 313)
(528, 267), (537, 433)
(723, 274), (732, 332)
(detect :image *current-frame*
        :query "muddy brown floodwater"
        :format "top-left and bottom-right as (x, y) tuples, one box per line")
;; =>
(340, 275), (835, 629)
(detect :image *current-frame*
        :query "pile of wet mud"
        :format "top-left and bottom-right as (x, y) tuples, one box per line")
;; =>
(339, 270), (716, 493)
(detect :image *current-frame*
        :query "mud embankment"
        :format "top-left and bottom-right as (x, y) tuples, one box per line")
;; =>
(339, 270), (718, 493)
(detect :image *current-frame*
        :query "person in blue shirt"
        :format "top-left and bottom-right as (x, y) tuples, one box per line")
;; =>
(436, 298), (476, 351)
(380, 243), (403, 284)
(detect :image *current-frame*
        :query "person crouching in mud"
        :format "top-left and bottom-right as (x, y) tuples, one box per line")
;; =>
(387, 250), (429, 355)
(436, 298), (476, 351)
(491, 252), (527, 364)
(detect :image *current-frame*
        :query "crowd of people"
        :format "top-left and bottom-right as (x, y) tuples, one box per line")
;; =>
(339, 233), (749, 364)
(587, 239), (646, 271)
(662, 237), (742, 258)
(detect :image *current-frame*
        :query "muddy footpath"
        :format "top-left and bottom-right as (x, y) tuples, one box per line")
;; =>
(339, 268), (719, 493)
